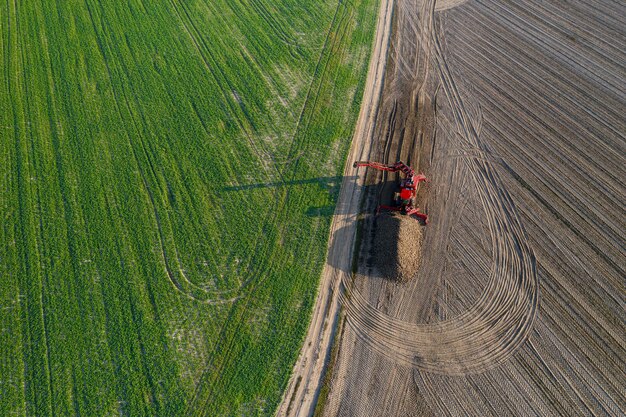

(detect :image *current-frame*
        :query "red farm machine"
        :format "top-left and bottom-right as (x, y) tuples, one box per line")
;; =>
(353, 160), (428, 224)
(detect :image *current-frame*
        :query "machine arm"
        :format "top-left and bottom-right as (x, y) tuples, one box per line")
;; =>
(353, 160), (406, 173)
(353, 160), (426, 185)
(354, 159), (429, 224)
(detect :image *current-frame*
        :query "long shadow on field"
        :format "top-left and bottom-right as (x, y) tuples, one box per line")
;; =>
(327, 213), (411, 281)
(225, 176), (421, 282)
(221, 176), (349, 192)
(222, 175), (361, 216)
(327, 179), (422, 281)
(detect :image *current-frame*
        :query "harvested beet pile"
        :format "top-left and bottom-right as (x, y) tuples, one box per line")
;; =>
(372, 213), (423, 282)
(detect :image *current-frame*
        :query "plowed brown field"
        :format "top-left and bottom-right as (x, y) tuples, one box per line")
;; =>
(279, 0), (625, 416)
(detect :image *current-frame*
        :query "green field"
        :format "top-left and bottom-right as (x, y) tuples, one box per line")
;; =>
(0, 0), (377, 415)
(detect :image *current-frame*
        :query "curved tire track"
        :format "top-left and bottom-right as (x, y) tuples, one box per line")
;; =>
(339, 2), (538, 375)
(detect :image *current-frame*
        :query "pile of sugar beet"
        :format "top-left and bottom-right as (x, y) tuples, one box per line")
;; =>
(372, 212), (423, 283)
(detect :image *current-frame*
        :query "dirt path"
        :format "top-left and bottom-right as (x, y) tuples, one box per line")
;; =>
(274, 0), (394, 414)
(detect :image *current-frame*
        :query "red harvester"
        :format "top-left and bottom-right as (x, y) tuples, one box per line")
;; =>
(353, 160), (428, 224)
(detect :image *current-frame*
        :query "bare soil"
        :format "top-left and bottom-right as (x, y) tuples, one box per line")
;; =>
(279, 0), (625, 415)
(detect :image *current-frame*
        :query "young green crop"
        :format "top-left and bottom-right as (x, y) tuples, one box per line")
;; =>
(0, 0), (378, 415)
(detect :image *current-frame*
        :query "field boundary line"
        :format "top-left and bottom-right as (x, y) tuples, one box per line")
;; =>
(275, 0), (395, 414)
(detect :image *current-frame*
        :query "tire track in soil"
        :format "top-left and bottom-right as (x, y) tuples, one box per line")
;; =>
(85, 0), (241, 305)
(323, 0), (625, 415)
(165, 0), (284, 304)
(162, 0), (353, 307)
(339, 0), (538, 375)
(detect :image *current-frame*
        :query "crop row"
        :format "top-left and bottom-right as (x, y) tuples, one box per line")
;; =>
(0, 0), (378, 415)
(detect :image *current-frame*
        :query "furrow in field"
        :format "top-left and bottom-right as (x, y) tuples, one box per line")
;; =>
(337, 5), (537, 375)
(323, 0), (624, 414)
(447, 10), (625, 174)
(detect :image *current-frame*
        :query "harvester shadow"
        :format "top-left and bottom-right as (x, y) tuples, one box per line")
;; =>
(327, 180), (408, 281)
(327, 213), (404, 281)
(221, 176), (347, 192)
(221, 175), (361, 216)
(224, 176), (411, 281)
